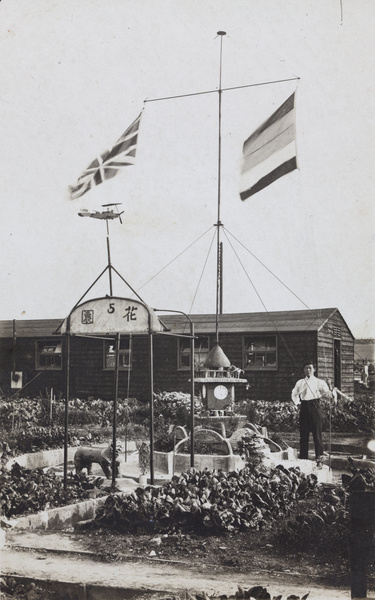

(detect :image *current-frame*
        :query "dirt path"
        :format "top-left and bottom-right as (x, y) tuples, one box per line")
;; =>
(1, 544), (353, 599)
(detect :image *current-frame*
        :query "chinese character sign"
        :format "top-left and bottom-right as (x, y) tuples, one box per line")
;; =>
(61, 297), (163, 334)
(81, 310), (94, 324)
(123, 305), (138, 322)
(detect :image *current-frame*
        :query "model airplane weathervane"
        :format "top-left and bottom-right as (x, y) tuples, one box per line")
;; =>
(78, 202), (124, 224)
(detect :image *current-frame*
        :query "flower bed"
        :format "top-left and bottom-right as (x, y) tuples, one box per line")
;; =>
(1, 459), (108, 520)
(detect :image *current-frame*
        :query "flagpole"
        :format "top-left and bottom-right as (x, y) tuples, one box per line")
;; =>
(215, 31), (226, 345)
(106, 219), (113, 296)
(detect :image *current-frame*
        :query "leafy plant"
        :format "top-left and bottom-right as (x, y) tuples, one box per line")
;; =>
(237, 433), (269, 470)
(237, 390), (375, 435)
(94, 464), (319, 534)
(0, 461), (107, 519)
(154, 391), (202, 425)
(137, 442), (150, 475)
(0, 426), (101, 457)
(277, 461), (375, 570)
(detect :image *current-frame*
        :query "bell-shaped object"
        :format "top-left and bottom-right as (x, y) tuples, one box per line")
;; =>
(203, 344), (231, 369)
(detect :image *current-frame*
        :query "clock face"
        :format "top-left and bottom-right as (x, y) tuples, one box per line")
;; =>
(214, 384), (228, 400)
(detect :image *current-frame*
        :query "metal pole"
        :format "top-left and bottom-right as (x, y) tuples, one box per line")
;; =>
(215, 31), (226, 344)
(112, 332), (120, 490)
(149, 331), (154, 485)
(329, 399), (332, 469)
(106, 220), (113, 296)
(190, 322), (195, 468)
(219, 241), (223, 314)
(124, 402), (128, 462)
(50, 388), (53, 430)
(12, 319), (16, 379)
(64, 318), (71, 489)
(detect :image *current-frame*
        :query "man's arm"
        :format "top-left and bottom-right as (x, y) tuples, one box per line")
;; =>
(291, 381), (301, 406)
(319, 379), (334, 401)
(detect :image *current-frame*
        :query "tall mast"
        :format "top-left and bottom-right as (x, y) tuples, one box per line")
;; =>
(106, 219), (113, 296)
(215, 31), (226, 344)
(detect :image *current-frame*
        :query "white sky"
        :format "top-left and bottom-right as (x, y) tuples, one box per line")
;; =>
(0, 0), (374, 338)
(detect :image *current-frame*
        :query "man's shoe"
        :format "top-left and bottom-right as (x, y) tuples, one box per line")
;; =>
(316, 456), (323, 469)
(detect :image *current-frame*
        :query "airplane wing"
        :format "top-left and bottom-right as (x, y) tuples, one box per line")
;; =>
(78, 209), (100, 218)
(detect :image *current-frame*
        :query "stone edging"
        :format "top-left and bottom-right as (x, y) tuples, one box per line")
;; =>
(9, 494), (110, 530)
(4, 446), (113, 531)
(5, 447), (77, 471)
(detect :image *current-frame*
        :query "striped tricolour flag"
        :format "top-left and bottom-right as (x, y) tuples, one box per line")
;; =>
(239, 93), (297, 201)
(69, 112), (142, 200)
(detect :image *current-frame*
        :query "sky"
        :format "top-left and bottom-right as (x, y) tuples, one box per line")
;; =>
(0, 0), (374, 339)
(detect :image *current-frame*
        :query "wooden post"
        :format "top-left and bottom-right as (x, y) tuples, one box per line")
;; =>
(190, 322), (195, 468)
(64, 322), (71, 489)
(112, 332), (120, 490)
(50, 388), (53, 429)
(349, 490), (375, 599)
(149, 331), (154, 485)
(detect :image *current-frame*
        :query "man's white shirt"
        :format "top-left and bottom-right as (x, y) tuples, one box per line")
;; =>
(291, 375), (330, 406)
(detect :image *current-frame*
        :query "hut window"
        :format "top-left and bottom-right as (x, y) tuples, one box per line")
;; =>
(243, 335), (277, 371)
(104, 339), (132, 370)
(178, 336), (209, 370)
(36, 341), (62, 370)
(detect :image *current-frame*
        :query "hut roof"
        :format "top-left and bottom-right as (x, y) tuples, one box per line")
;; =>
(0, 308), (353, 338)
(159, 308), (353, 336)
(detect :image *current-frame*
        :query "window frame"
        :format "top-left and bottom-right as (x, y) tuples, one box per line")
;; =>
(178, 335), (210, 371)
(36, 339), (62, 371)
(243, 334), (278, 371)
(103, 338), (132, 371)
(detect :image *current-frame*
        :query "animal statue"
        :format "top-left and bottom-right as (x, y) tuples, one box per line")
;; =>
(228, 364), (244, 377)
(74, 440), (122, 478)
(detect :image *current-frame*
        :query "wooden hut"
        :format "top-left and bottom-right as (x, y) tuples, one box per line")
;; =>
(0, 307), (354, 402)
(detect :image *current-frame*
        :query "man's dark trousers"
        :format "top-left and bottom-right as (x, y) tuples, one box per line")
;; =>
(299, 399), (323, 459)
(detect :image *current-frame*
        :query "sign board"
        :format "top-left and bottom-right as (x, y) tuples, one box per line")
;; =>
(60, 297), (164, 335)
(11, 371), (22, 389)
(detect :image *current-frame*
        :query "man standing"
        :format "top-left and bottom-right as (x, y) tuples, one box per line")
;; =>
(291, 361), (334, 465)
(361, 362), (369, 388)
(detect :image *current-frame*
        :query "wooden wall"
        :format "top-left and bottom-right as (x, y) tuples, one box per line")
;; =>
(0, 311), (354, 403)
(155, 330), (318, 403)
(317, 312), (354, 397)
(0, 337), (65, 397)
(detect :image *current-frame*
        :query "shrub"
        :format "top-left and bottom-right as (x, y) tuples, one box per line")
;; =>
(238, 391), (375, 435)
(0, 426), (102, 457)
(237, 399), (298, 432)
(153, 391), (202, 424)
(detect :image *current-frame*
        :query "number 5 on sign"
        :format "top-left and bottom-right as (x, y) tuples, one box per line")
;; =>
(61, 297), (164, 334)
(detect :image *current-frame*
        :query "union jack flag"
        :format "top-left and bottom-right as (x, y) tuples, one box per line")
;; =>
(69, 112), (142, 200)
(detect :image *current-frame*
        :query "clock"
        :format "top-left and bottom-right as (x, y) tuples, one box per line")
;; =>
(213, 384), (228, 400)
(201, 384), (207, 399)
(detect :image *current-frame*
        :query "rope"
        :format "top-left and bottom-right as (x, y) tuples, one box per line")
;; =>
(222, 228), (298, 366)
(224, 227), (324, 323)
(134, 227), (213, 295)
(184, 229), (217, 332)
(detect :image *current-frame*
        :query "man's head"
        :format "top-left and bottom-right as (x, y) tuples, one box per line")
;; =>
(303, 362), (316, 377)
